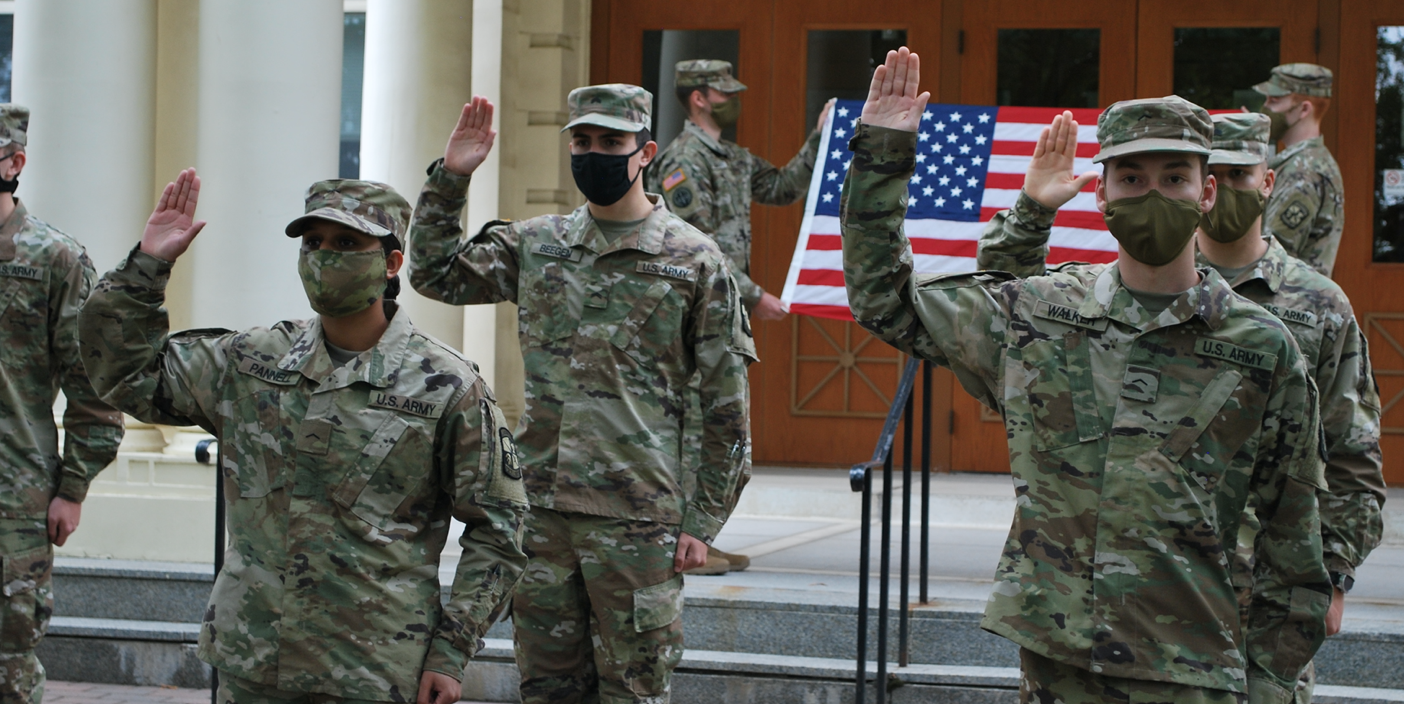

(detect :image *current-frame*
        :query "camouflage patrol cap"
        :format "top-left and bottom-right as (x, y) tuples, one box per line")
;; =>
(1092, 95), (1212, 164)
(0, 105), (29, 149)
(1253, 63), (1333, 98)
(562, 84), (652, 133)
(284, 179), (411, 240)
(1208, 113), (1271, 166)
(674, 60), (747, 93)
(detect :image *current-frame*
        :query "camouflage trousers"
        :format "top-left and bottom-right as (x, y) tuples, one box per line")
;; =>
(512, 508), (685, 704)
(215, 673), (382, 704)
(1019, 648), (1246, 704)
(0, 519), (53, 704)
(1234, 513), (1318, 704)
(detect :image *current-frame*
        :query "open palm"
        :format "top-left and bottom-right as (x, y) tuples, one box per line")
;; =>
(1023, 111), (1098, 210)
(141, 168), (206, 262)
(860, 47), (930, 133)
(444, 95), (497, 176)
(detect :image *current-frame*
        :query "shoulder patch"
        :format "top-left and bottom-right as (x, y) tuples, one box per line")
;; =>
(0, 263), (43, 280)
(670, 186), (693, 209)
(1263, 304), (1318, 328)
(236, 356), (300, 385)
(482, 400), (527, 505)
(1195, 338), (1277, 371)
(531, 242), (583, 262)
(1033, 300), (1108, 331)
(662, 168), (688, 192)
(1279, 199), (1311, 230)
(637, 261), (698, 282)
(369, 392), (445, 418)
(498, 427), (522, 480)
(918, 270), (1017, 291)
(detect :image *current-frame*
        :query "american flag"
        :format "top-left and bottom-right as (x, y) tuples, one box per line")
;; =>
(780, 100), (1116, 321)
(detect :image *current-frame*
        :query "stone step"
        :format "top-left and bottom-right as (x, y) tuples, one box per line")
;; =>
(52, 557), (212, 623)
(37, 617), (210, 688)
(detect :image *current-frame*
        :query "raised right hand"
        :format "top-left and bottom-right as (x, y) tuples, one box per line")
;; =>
(1023, 111), (1098, 211)
(860, 47), (930, 133)
(443, 95), (497, 177)
(141, 168), (206, 262)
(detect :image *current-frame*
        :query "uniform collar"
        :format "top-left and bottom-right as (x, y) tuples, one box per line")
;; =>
(0, 198), (28, 261)
(1268, 135), (1323, 170)
(564, 195), (669, 256)
(684, 119), (730, 155)
(278, 302), (413, 389)
(1077, 263), (1227, 333)
(1204, 236), (1290, 293)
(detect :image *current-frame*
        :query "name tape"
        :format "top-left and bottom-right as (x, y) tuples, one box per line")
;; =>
(1195, 338), (1277, 371)
(0, 264), (43, 281)
(370, 392), (443, 419)
(1033, 300), (1108, 331)
(636, 261), (697, 282)
(1263, 304), (1318, 328)
(532, 242), (582, 262)
(236, 357), (299, 385)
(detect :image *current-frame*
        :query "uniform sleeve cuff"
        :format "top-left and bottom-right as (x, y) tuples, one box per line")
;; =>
(682, 509), (724, 545)
(422, 636), (469, 681)
(57, 476), (89, 504)
(113, 247), (174, 290)
(426, 158), (474, 196)
(1325, 556), (1356, 581)
(1012, 191), (1058, 231)
(852, 122), (919, 156)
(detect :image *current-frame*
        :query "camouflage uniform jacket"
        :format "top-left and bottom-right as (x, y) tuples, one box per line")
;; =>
(646, 120), (821, 308)
(842, 124), (1330, 697)
(0, 199), (122, 518)
(409, 162), (755, 544)
(1265, 137), (1344, 277)
(979, 194), (1386, 583)
(78, 248), (528, 700)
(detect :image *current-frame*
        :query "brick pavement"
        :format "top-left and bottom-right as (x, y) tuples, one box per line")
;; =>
(44, 682), (497, 704)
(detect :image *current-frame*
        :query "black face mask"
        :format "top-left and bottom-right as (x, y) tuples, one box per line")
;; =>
(571, 145), (643, 206)
(0, 176), (18, 194)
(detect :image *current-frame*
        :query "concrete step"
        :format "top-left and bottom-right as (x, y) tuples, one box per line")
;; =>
(37, 617), (209, 688)
(52, 557), (212, 622)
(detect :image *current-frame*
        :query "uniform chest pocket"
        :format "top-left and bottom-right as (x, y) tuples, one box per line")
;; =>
(520, 260), (577, 346)
(223, 389), (287, 499)
(330, 413), (434, 532)
(1018, 333), (1102, 452)
(609, 279), (684, 368)
(1159, 368), (1245, 493)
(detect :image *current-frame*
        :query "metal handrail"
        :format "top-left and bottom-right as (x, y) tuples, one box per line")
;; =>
(849, 357), (934, 704)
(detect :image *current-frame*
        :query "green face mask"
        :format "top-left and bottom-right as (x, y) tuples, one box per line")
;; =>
(1200, 186), (1267, 243)
(710, 94), (741, 127)
(1260, 105), (1294, 143)
(298, 249), (387, 318)
(1103, 189), (1203, 267)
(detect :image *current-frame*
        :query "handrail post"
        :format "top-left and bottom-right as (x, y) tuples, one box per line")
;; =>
(898, 387), (913, 667)
(854, 463), (872, 704)
(876, 450), (893, 704)
(920, 360), (932, 604)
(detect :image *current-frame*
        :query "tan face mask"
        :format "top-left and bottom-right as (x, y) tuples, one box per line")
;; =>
(1103, 189), (1203, 266)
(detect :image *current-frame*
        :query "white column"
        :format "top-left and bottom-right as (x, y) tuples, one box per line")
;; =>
(12, 0), (157, 275)
(361, 0), (490, 374)
(469, 0), (505, 389)
(189, 0), (342, 330)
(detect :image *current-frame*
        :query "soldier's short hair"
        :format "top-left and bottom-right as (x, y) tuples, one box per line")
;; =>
(676, 84), (708, 110)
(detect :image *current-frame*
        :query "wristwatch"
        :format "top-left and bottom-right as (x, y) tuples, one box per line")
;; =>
(1329, 571), (1354, 594)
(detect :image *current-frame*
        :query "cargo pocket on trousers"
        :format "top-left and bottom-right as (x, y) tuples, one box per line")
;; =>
(634, 575), (684, 633)
(0, 546), (52, 651)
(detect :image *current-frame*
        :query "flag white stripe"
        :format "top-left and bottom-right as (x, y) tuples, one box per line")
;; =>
(806, 216), (1116, 253)
(985, 154), (1100, 175)
(991, 122), (1099, 143)
(980, 189), (1099, 212)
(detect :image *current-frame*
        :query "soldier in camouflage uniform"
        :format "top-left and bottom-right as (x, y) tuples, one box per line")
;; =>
(645, 60), (831, 321)
(1252, 64), (1344, 277)
(408, 87), (754, 703)
(978, 108), (1385, 704)
(845, 49), (1330, 704)
(0, 104), (125, 704)
(77, 172), (527, 704)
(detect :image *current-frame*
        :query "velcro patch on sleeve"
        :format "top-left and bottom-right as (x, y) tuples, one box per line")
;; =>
(662, 168), (688, 192)
(1195, 337), (1277, 371)
(531, 242), (583, 262)
(1033, 300), (1109, 331)
(1263, 304), (1318, 328)
(236, 357), (300, 385)
(369, 392), (444, 418)
(636, 261), (698, 282)
(0, 264), (43, 280)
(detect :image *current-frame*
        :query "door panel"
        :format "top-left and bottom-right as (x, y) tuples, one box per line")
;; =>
(1337, 0), (1404, 484)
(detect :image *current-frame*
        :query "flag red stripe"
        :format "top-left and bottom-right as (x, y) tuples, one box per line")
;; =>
(977, 208), (1107, 230)
(789, 303), (855, 321)
(795, 247), (1117, 287)
(983, 172), (1097, 192)
(991, 141), (1100, 158)
(994, 106), (1103, 124)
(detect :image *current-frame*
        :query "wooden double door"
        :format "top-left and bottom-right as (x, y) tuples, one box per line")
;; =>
(591, 0), (1403, 485)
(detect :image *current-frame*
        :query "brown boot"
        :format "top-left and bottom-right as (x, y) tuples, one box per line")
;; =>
(708, 545), (750, 572)
(684, 551), (730, 576)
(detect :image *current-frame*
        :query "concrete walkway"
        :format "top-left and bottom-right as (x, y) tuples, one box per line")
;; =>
(43, 681), (495, 704)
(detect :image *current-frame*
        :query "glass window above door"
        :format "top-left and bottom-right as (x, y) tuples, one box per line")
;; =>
(806, 30), (907, 130)
(642, 30), (740, 148)
(1172, 27), (1279, 111)
(996, 29), (1099, 108)
(1375, 27), (1404, 263)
